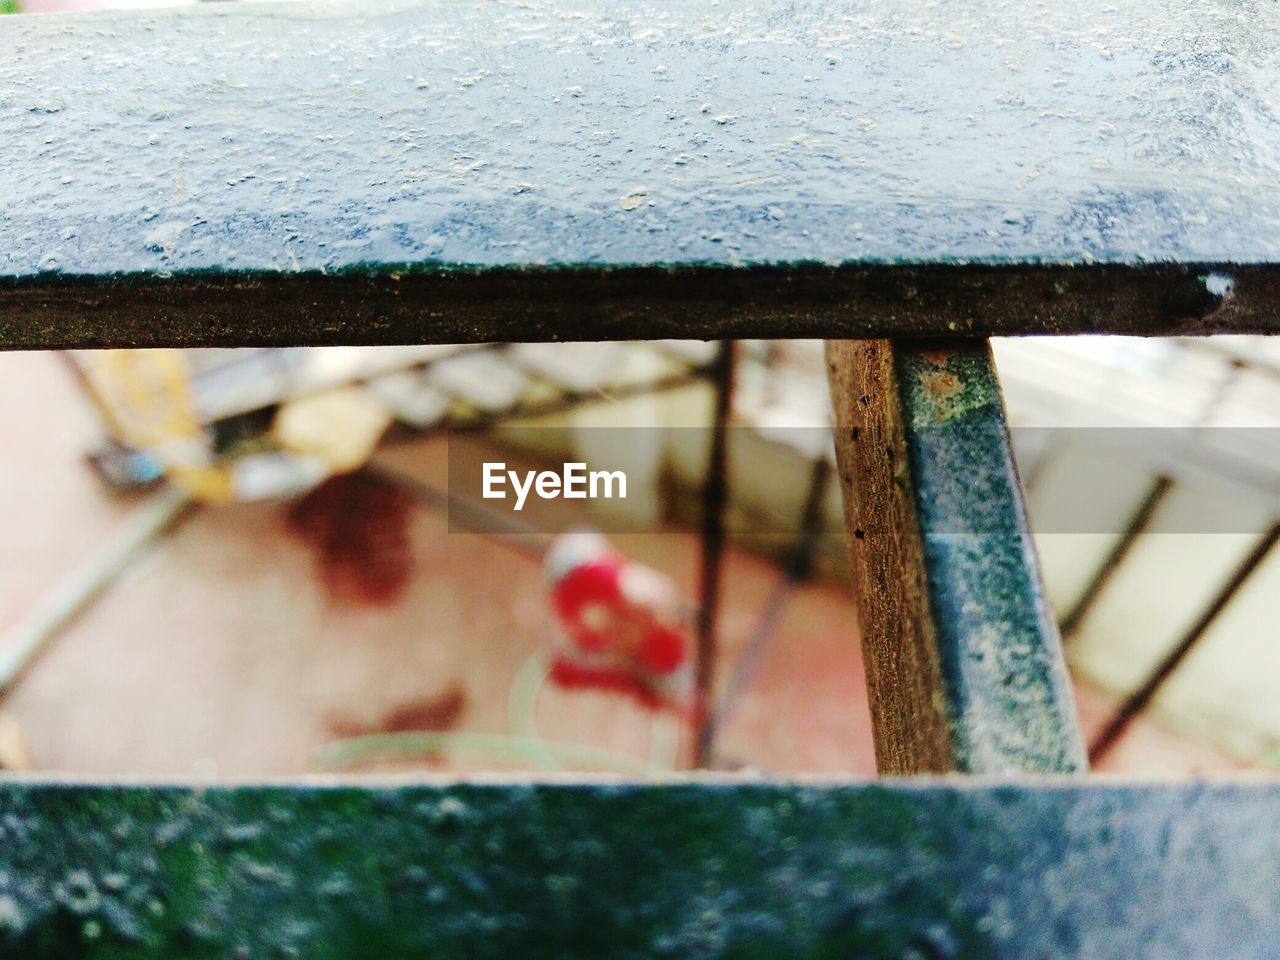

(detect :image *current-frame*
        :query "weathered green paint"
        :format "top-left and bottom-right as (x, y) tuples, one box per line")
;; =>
(3, 1), (1280, 346)
(899, 343), (1087, 774)
(828, 339), (1085, 774)
(0, 778), (1276, 958)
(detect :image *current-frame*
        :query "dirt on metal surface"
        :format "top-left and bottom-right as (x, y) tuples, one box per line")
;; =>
(1, 780), (1278, 957)
(5, 0), (1280, 347)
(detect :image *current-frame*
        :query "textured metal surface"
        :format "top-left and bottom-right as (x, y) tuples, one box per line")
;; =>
(898, 344), (1087, 774)
(3, 265), (1275, 350)
(1, 778), (1277, 958)
(3, 0), (1280, 346)
(827, 341), (1085, 774)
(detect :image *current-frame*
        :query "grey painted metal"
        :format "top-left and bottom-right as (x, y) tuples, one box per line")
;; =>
(3, 1), (1280, 346)
(0, 778), (1277, 958)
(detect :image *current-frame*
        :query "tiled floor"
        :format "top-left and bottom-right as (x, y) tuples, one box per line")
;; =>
(0, 351), (1242, 777)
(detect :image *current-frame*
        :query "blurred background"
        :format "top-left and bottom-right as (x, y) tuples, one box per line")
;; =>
(3, 0), (1278, 780)
(1, 334), (1278, 779)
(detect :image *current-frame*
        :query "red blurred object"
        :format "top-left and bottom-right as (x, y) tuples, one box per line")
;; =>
(546, 532), (693, 714)
(286, 471), (414, 606)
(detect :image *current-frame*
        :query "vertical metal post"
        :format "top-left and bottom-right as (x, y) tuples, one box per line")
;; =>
(826, 339), (1086, 774)
(693, 340), (736, 768)
(702, 457), (832, 752)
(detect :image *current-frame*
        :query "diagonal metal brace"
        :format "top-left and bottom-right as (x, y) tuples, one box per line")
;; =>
(827, 339), (1086, 774)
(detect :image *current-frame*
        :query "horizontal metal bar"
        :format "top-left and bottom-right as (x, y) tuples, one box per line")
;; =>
(827, 340), (1086, 774)
(0, 778), (1277, 957)
(3, 0), (1280, 346)
(2, 263), (1276, 349)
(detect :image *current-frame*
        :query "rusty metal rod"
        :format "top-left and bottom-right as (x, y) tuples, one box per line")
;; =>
(693, 341), (737, 768)
(704, 456), (832, 753)
(1060, 475), (1174, 638)
(0, 488), (193, 703)
(1089, 521), (1280, 762)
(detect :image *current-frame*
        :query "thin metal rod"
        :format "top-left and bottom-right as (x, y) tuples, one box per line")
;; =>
(705, 457), (832, 748)
(1089, 521), (1280, 763)
(1060, 475), (1174, 638)
(0, 488), (193, 702)
(693, 340), (736, 768)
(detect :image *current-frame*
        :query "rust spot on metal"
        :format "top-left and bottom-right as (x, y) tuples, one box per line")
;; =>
(920, 369), (964, 403)
(917, 350), (955, 367)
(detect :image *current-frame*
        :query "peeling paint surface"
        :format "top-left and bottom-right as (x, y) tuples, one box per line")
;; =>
(5, 0), (1280, 274)
(3, 1), (1280, 345)
(898, 345), (1087, 773)
(0, 779), (1276, 958)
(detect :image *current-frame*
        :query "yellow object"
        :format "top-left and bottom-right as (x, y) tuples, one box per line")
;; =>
(273, 386), (394, 472)
(81, 350), (233, 501)
(0, 714), (33, 771)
